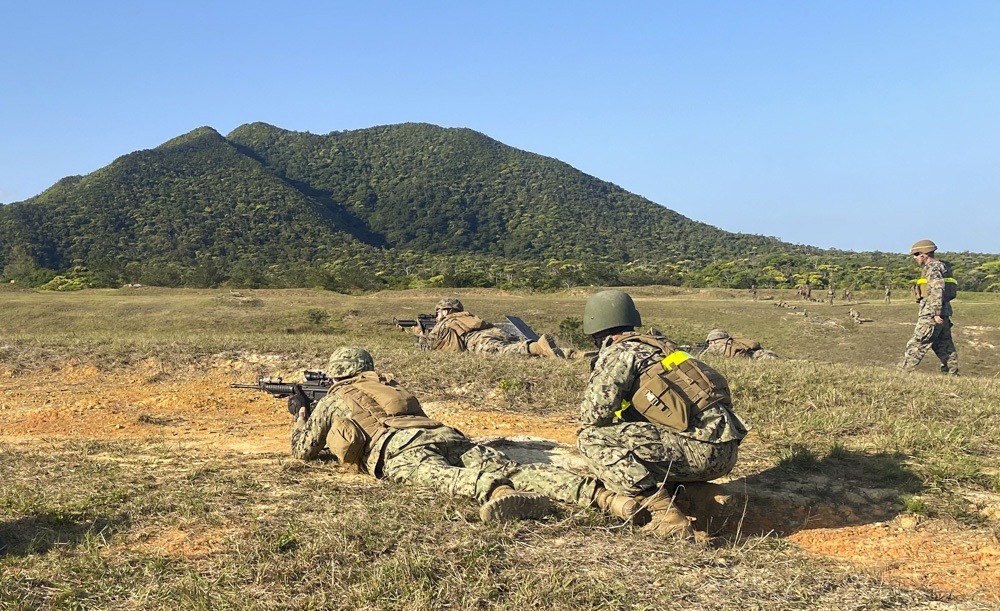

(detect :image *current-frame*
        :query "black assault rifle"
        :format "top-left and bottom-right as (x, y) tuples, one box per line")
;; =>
(391, 313), (438, 334)
(231, 370), (332, 417)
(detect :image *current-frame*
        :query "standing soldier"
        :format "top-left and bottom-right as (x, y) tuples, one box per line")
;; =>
(750, 284), (758, 301)
(803, 282), (812, 301)
(884, 284), (892, 304)
(898, 240), (959, 375)
(827, 288), (835, 305)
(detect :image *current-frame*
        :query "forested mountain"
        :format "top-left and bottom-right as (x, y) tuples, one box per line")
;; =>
(1, 122), (998, 291)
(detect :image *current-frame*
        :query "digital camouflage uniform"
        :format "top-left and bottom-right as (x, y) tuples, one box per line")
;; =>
(576, 333), (749, 496)
(291, 375), (597, 506)
(899, 259), (958, 374)
(426, 311), (532, 355)
(703, 337), (779, 360)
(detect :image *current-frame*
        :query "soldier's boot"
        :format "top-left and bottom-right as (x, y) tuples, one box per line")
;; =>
(592, 487), (650, 524)
(528, 334), (563, 359)
(479, 485), (554, 523)
(675, 482), (743, 535)
(638, 489), (695, 541)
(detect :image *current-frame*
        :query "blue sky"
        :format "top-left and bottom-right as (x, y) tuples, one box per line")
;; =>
(2, 1), (997, 254)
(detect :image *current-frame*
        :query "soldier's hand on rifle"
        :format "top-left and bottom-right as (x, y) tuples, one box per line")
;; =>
(287, 395), (304, 416)
(296, 406), (307, 424)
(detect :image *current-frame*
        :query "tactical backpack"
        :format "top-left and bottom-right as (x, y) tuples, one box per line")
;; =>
(723, 336), (761, 358)
(614, 335), (732, 432)
(913, 277), (958, 302)
(431, 312), (492, 352)
(326, 372), (442, 472)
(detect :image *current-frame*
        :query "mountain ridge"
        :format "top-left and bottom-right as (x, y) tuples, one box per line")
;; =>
(1, 122), (996, 291)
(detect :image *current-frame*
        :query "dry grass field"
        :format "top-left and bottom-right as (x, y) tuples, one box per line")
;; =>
(2, 285), (999, 609)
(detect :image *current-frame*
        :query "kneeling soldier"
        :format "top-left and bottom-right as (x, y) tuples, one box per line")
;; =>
(577, 291), (751, 539)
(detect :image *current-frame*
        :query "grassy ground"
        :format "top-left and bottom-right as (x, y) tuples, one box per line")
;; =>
(1, 286), (999, 609)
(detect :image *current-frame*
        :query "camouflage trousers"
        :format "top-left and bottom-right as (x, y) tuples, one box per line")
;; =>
(576, 422), (740, 496)
(380, 426), (597, 505)
(465, 328), (531, 356)
(898, 316), (958, 375)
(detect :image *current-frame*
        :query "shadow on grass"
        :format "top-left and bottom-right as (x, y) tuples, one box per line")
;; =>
(723, 447), (922, 538)
(0, 513), (127, 557)
(483, 437), (923, 539)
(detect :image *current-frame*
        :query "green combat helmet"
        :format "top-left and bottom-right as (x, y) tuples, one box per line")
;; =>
(326, 347), (375, 379)
(910, 239), (937, 255)
(435, 297), (464, 313)
(583, 290), (642, 335)
(706, 329), (730, 343)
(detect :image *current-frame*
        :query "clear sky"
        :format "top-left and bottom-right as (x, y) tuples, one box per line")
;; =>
(2, 1), (997, 254)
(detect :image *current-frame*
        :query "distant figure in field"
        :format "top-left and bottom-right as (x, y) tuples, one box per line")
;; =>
(802, 282), (812, 301)
(884, 285), (892, 304)
(704, 329), (779, 360)
(750, 284), (758, 301)
(848, 309), (872, 325)
(827, 288), (835, 305)
(898, 240), (959, 376)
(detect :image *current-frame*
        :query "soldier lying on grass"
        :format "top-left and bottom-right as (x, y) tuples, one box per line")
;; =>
(290, 347), (642, 525)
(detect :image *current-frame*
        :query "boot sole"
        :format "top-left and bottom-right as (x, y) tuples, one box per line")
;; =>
(480, 492), (553, 522)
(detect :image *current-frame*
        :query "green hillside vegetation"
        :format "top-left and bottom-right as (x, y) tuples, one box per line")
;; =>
(1, 122), (998, 292)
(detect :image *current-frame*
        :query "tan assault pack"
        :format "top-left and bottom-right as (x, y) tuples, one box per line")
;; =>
(618, 335), (731, 432)
(326, 372), (442, 472)
(723, 336), (761, 358)
(431, 312), (492, 352)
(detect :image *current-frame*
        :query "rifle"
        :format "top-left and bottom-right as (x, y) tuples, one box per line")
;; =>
(389, 313), (437, 334)
(231, 370), (332, 417)
(678, 343), (708, 357)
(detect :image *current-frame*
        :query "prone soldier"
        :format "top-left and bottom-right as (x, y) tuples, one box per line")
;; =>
(416, 297), (582, 358)
(704, 329), (779, 360)
(289, 347), (644, 524)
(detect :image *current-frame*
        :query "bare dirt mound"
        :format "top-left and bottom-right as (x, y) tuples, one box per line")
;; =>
(2, 360), (998, 603)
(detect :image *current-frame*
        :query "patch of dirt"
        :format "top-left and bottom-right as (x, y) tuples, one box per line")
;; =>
(2, 361), (998, 604)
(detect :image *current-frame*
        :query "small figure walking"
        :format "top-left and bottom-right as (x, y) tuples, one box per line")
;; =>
(827, 288), (835, 305)
(884, 284), (891, 304)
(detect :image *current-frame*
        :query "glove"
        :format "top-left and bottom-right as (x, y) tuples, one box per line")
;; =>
(287, 395), (304, 417)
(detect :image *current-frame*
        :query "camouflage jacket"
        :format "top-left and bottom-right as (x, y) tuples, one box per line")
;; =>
(426, 311), (515, 352)
(290, 388), (390, 475)
(579, 332), (749, 444)
(918, 259), (953, 318)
